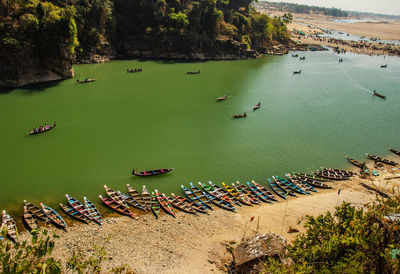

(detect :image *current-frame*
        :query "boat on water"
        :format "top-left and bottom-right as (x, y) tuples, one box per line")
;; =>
(251, 180), (279, 202)
(232, 182), (261, 204)
(253, 102), (261, 111)
(171, 193), (207, 214)
(268, 178), (287, 199)
(155, 190), (176, 217)
(84, 196), (102, 225)
(222, 182), (253, 206)
(274, 176), (308, 195)
(187, 70), (200, 74)
(293, 175), (332, 189)
(380, 64), (388, 68)
(203, 192), (236, 212)
(345, 156), (366, 169)
(127, 68), (142, 73)
(127, 184), (147, 210)
(232, 112), (247, 118)
(285, 174), (317, 193)
(246, 181), (272, 203)
(373, 90), (386, 99)
(59, 203), (90, 224)
(41, 203), (68, 229)
(199, 182), (234, 206)
(292, 53), (299, 57)
(2, 210), (18, 242)
(314, 170), (350, 180)
(104, 185), (128, 207)
(22, 206), (38, 232)
(294, 173), (330, 182)
(65, 194), (91, 219)
(98, 195), (137, 219)
(299, 56), (305, 60)
(366, 153), (398, 166)
(339, 58), (343, 62)
(293, 69), (301, 74)
(150, 192), (161, 218)
(142, 186), (152, 210)
(208, 182), (242, 207)
(167, 194), (197, 215)
(181, 185), (209, 211)
(24, 200), (47, 221)
(217, 95), (227, 101)
(272, 177), (297, 197)
(76, 78), (96, 83)
(132, 168), (174, 176)
(321, 167), (355, 177)
(119, 191), (147, 211)
(189, 182), (213, 210)
(28, 122), (56, 135)
(389, 148), (400, 157)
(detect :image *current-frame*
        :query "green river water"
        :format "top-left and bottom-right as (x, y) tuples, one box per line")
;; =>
(0, 50), (399, 216)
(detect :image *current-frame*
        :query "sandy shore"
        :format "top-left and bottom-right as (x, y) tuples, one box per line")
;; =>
(16, 156), (400, 273)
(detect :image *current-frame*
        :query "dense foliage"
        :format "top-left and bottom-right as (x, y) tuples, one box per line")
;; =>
(258, 1), (349, 17)
(263, 196), (400, 272)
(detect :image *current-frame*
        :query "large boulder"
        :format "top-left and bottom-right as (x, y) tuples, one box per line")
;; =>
(233, 233), (287, 273)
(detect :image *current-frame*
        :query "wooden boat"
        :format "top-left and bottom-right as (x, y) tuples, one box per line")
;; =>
(345, 156), (366, 169)
(253, 102), (261, 111)
(338, 58), (343, 62)
(84, 196), (102, 225)
(232, 112), (247, 118)
(293, 175), (332, 189)
(187, 70), (200, 74)
(150, 192), (161, 218)
(98, 195), (137, 219)
(59, 203), (90, 224)
(166, 194), (197, 214)
(293, 69), (301, 74)
(22, 206), (38, 232)
(217, 95), (227, 101)
(155, 191), (176, 217)
(366, 153), (398, 166)
(273, 176), (307, 195)
(24, 200), (47, 221)
(104, 185), (128, 207)
(389, 148), (400, 157)
(299, 56), (305, 60)
(142, 185), (152, 210)
(76, 78), (96, 83)
(292, 53), (299, 57)
(246, 181), (272, 203)
(41, 203), (68, 229)
(132, 168), (174, 176)
(321, 167), (355, 177)
(118, 191), (147, 211)
(294, 173), (331, 182)
(2, 210), (18, 242)
(373, 90), (386, 99)
(65, 194), (91, 219)
(268, 178), (287, 199)
(171, 193), (207, 214)
(181, 185), (209, 211)
(380, 64), (387, 68)
(285, 174), (317, 193)
(251, 180), (279, 202)
(232, 182), (261, 204)
(359, 183), (390, 199)
(208, 182), (242, 207)
(314, 170), (349, 180)
(28, 123), (56, 135)
(199, 182), (235, 206)
(203, 192), (236, 212)
(272, 177), (297, 197)
(189, 182), (214, 210)
(222, 182), (253, 206)
(127, 68), (142, 73)
(127, 184), (147, 210)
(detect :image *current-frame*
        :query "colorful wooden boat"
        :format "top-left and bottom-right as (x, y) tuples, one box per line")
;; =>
(22, 206), (38, 232)
(251, 180), (279, 202)
(2, 210), (18, 242)
(345, 156), (366, 169)
(293, 175), (332, 189)
(59, 203), (90, 223)
(272, 177), (297, 197)
(40, 203), (68, 229)
(155, 190), (176, 217)
(142, 185), (152, 210)
(167, 194), (197, 214)
(274, 176), (308, 195)
(268, 178), (287, 199)
(222, 182), (253, 206)
(232, 182), (260, 204)
(232, 112), (247, 118)
(104, 185), (128, 207)
(359, 183), (390, 199)
(217, 95), (227, 101)
(203, 192), (236, 212)
(181, 185), (209, 211)
(294, 173), (330, 182)
(321, 167), (355, 177)
(65, 194), (91, 219)
(199, 182), (235, 205)
(246, 181), (272, 203)
(84, 196), (102, 225)
(314, 170), (349, 180)
(208, 182), (242, 207)
(389, 148), (400, 157)
(285, 174), (317, 193)
(366, 153), (398, 166)
(118, 191), (147, 211)
(190, 182), (214, 210)
(98, 195), (137, 219)
(127, 184), (147, 210)
(253, 102), (261, 111)
(150, 192), (161, 218)
(132, 168), (174, 176)
(187, 70), (200, 74)
(24, 200), (47, 221)
(28, 123), (56, 135)
(171, 193), (207, 214)
(77, 78), (96, 83)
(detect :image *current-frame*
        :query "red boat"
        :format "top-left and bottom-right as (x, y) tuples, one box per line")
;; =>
(132, 168), (174, 176)
(98, 195), (137, 219)
(28, 123), (56, 135)
(232, 112), (247, 118)
(155, 190), (176, 217)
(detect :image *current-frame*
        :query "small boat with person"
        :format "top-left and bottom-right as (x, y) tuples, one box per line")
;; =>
(84, 196), (102, 225)
(132, 168), (174, 176)
(253, 102), (261, 111)
(380, 64), (387, 68)
(293, 69), (302, 74)
(2, 210), (18, 242)
(28, 122), (56, 135)
(187, 70), (200, 74)
(77, 78), (96, 83)
(217, 95), (228, 101)
(366, 153), (398, 166)
(299, 56), (305, 60)
(41, 203), (68, 229)
(345, 156), (366, 169)
(22, 206), (38, 232)
(373, 90), (386, 99)
(127, 68), (143, 73)
(98, 195), (137, 219)
(232, 112), (247, 118)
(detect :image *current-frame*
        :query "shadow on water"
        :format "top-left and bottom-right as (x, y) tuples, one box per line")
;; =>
(1, 79), (64, 94)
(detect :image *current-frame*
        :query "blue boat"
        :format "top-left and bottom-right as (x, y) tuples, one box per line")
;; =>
(274, 176), (306, 195)
(246, 181), (272, 203)
(181, 185), (209, 211)
(251, 180), (279, 202)
(285, 174), (317, 193)
(59, 203), (90, 223)
(190, 182), (214, 210)
(41, 203), (68, 229)
(118, 191), (147, 211)
(267, 178), (287, 199)
(84, 196), (102, 225)
(203, 191), (236, 212)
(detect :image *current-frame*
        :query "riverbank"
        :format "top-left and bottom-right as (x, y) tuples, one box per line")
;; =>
(16, 157), (399, 273)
